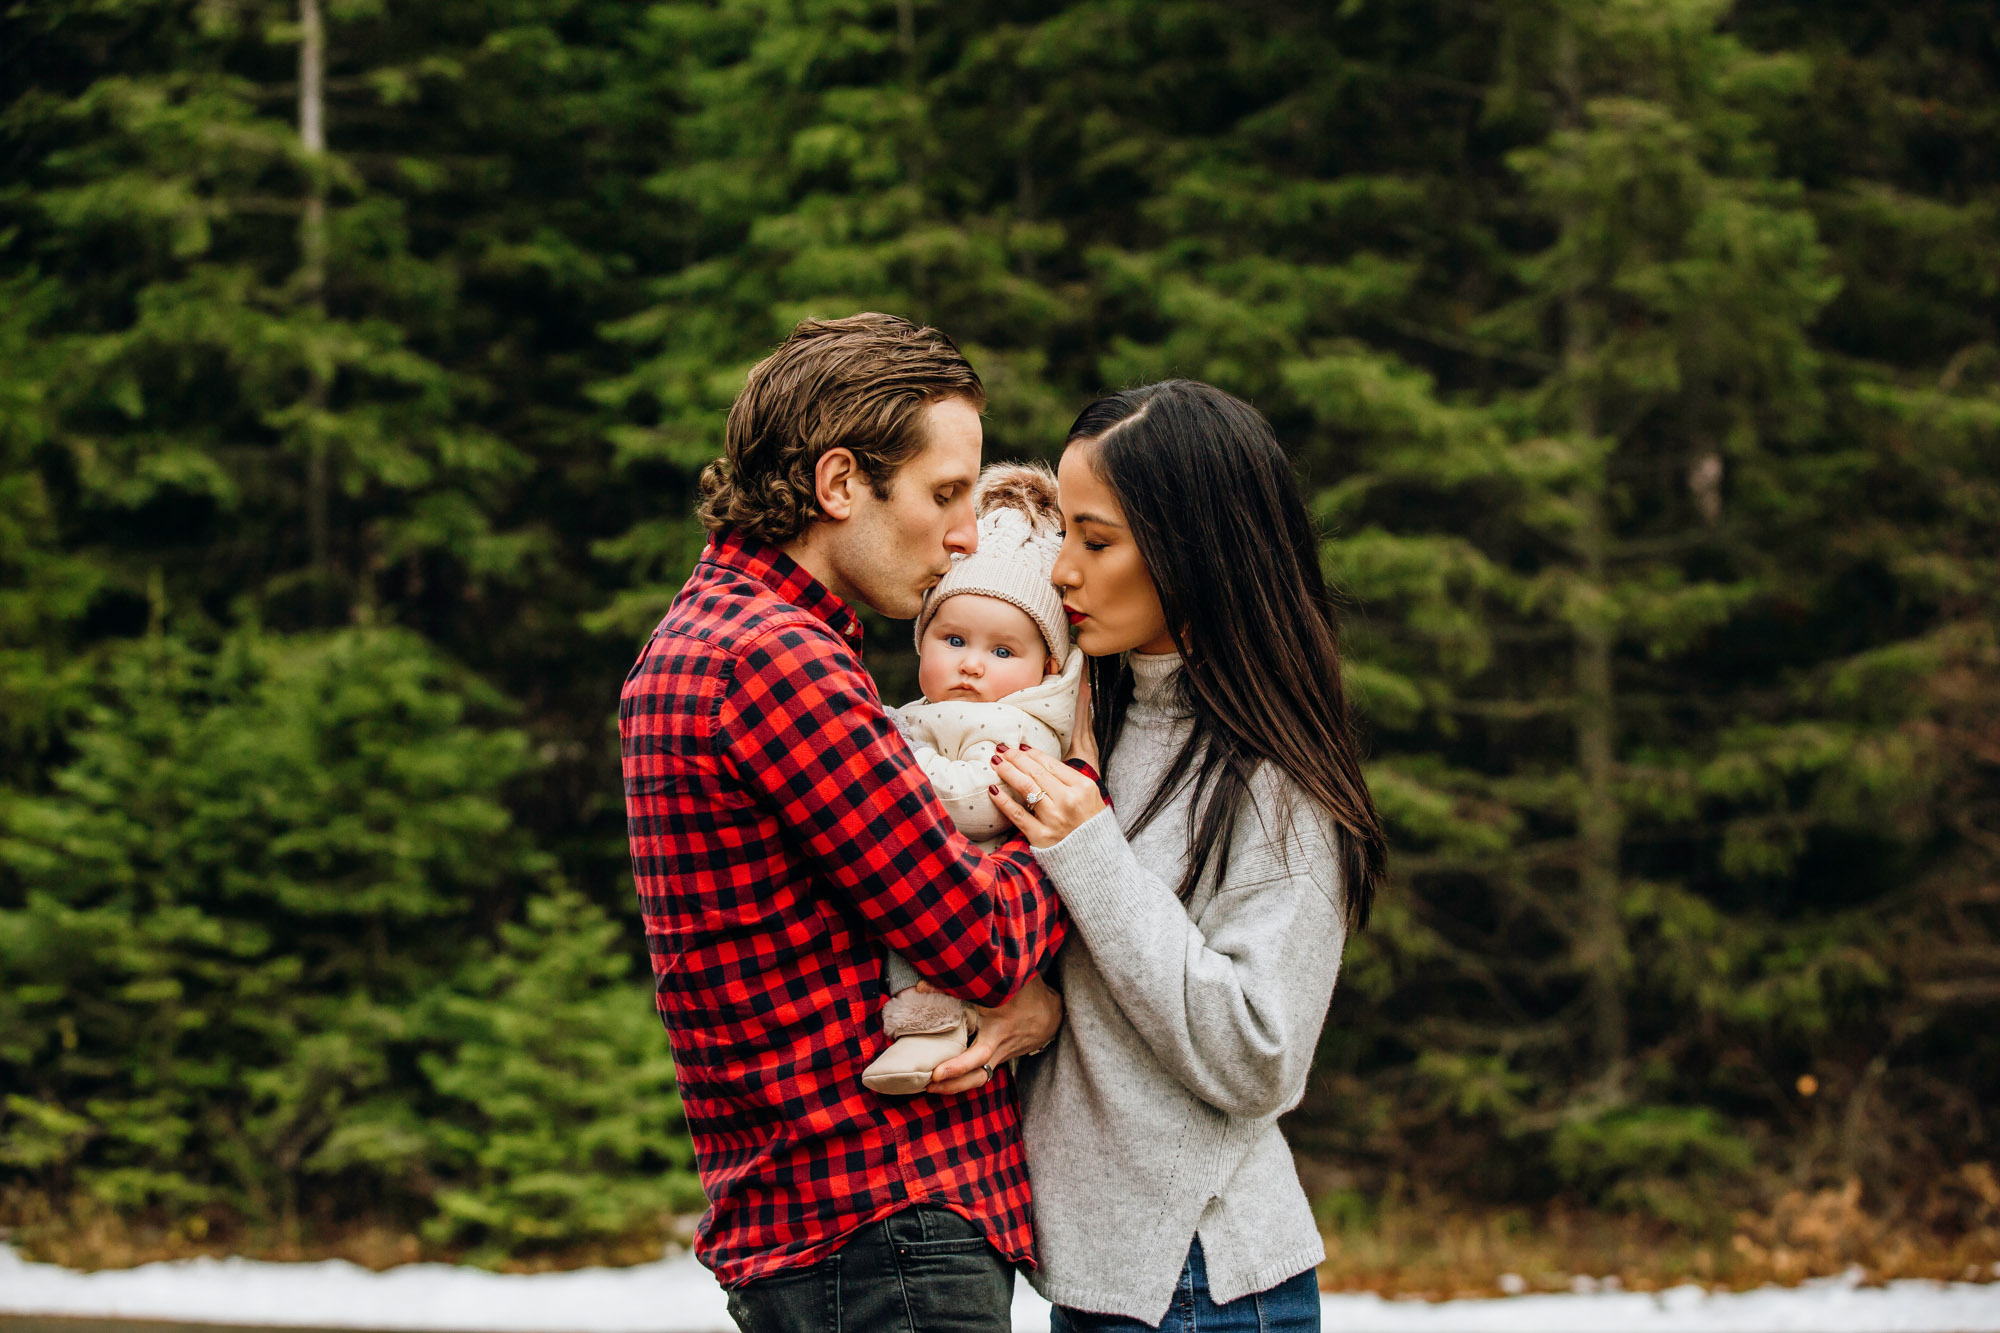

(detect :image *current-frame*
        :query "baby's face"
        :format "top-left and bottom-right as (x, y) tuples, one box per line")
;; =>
(918, 595), (1053, 703)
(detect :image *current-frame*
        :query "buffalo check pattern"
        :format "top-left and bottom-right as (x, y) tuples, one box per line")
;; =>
(619, 528), (1066, 1288)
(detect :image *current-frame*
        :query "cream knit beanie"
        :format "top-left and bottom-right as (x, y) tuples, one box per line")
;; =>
(914, 462), (1068, 667)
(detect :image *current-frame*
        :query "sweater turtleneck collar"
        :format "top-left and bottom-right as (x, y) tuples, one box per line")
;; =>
(1127, 649), (1186, 714)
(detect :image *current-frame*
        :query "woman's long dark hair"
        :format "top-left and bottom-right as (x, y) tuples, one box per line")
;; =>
(1070, 380), (1386, 931)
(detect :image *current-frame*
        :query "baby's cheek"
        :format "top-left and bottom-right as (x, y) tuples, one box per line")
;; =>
(915, 652), (951, 698)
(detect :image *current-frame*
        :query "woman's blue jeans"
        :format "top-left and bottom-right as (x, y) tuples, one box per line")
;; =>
(1048, 1239), (1321, 1332)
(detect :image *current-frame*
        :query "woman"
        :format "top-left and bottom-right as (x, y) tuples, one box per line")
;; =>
(988, 380), (1387, 1332)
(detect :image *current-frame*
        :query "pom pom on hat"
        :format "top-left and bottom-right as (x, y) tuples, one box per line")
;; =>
(973, 462), (1061, 521)
(915, 462), (1068, 666)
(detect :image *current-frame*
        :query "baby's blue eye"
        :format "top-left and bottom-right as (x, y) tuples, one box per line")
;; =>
(946, 635), (965, 648)
(993, 646), (1014, 658)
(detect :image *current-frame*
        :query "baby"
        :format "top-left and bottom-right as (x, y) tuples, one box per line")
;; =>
(862, 463), (1082, 1094)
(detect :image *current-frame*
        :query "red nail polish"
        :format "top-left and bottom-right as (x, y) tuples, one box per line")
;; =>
(990, 755), (1001, 765)
(988, 785), (998, 795)
(1020, 742), (1033, 750)
(996, 743), (1010, 752)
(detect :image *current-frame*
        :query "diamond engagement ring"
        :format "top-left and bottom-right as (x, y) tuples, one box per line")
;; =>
(1023, 788), (1049, 810)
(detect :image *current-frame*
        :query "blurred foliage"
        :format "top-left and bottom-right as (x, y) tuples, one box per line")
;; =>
(0, 0), (1994, 1257)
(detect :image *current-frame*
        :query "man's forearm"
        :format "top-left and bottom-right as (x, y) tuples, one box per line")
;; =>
(891, 843), (1063, 1006)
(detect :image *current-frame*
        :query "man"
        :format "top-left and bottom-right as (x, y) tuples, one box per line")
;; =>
(620, 313), (1066, 1333)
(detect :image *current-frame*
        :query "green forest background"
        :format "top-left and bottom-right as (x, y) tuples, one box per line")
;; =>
(2, 0), (1996, 1279)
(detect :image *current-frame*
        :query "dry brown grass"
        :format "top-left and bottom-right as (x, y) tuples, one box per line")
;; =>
(1316, 1167), (2000, 1298)
(6, 1170), (1999, 1293)
(0, 1189), (695, 1275)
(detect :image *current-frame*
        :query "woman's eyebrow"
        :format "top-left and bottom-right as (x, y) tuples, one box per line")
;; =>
(1069, 511), (1125, 528)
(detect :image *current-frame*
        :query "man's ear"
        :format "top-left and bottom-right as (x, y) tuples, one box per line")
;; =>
(814, 447), (860, 522)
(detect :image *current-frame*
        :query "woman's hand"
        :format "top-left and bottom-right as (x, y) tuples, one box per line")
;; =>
(990, 742), (1104, 848)
(924, 975), (1064, 1093)
(1066, 667), (1100, 769)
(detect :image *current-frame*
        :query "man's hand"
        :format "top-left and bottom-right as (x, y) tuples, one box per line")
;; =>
(925, 974), (1064, 1093)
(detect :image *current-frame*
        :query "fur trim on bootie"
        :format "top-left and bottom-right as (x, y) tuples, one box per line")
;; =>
(881, 988), (970, 1037)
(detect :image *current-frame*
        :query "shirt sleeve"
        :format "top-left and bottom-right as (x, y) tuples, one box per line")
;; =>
(1031, 780), (1344, 1119)
(907, 739), (1015, 843)
(909, 735), (1005, 801)
(717, 619), (1065, 1003)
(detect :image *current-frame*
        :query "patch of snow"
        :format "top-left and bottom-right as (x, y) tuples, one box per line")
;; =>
(1318, 1269), (2000, 1332)
(3, 1245), (2000, 1333)
(0, 1245), (731, 1333)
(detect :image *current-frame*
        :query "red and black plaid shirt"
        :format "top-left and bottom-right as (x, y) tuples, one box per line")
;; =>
(620, 529), (1066, 1288)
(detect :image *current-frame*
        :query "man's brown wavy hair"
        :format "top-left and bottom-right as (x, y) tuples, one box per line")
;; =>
(698, 313), (986, 546)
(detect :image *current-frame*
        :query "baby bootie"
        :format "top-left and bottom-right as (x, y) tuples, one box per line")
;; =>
(862, 988), (972, 1095)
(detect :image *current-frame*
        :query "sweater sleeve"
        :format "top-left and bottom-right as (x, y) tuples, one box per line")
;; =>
(1032, 778), (1346, 1119)
(911, 735), (1005, 800)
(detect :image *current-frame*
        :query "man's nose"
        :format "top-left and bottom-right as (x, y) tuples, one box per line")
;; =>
(945, 499), (978, 555)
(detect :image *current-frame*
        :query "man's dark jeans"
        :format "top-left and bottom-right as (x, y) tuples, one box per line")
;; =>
(724, 1204), (1015, 1333)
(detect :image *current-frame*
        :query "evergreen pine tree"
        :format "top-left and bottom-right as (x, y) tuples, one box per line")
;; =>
(411, 887), (698, 1263)
(592, 0), (1080, 692)
(0, 627), (544, 1223)
(0, 0), (691, 1246)
(1732, 0), (2000, 1185)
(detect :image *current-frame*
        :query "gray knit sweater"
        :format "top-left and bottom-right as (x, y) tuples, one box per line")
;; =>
(1018, 651), (1346, 1324)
